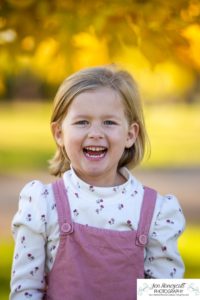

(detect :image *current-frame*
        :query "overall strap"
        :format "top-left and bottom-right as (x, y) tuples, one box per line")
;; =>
(136, 186), (157, 247)
(52, 179), (73, 236)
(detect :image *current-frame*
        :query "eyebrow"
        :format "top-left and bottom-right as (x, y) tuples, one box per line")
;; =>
(72, 114), (122, 119)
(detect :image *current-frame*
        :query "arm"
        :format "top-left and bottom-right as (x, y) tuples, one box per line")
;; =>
(144, 194), (185, 278)
(10, 181), (48, 300)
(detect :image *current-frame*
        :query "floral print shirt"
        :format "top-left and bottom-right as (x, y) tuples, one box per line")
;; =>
(10, 167), (185, 300)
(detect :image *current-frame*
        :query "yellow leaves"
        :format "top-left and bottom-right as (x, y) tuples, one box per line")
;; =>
(0, 17), (7, 29)
(6, 0), (36, 9)
(181, 24), (200, 69)
(34, 38), (59, 64)
(115, 45), (194, 101)
(72, 29), (109, 70)
(181, 0), (200, 22)
(1, 0), (200, 99)
(0, 29), (17, 44)
(15, 30), (110, 85)
(21, 36), (35, 51)
(31, 38), (67, 84)
(139, 37), (169, 65)
(188, 1), (200, 18)
(0, 76), (6, 95)
(144, 61), (193, 101)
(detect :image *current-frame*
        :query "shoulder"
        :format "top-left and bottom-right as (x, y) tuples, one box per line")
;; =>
(19, 180), (54, 212)
(150, 193), (186, 240)
(126, 170), (185, 228)
(12, 180), (56, 234)
(156, 193), (184, 220)
(20, 179), (50, 196)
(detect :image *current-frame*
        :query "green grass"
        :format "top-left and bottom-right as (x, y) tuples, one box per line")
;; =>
(1, 225), (199, 300)
(1, 101), (199, 299)
(0, 102), (55, 172)
(0, 102), (200, 172)
(179, 225), (200, 278)
(0, 239), (14, 300)
(144, 104), (200, 168)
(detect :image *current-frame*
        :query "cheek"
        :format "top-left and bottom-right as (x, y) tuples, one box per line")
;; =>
(63, 131), (83, 150)
(111, 128), (128, 142)
(109, 134), (127, 154)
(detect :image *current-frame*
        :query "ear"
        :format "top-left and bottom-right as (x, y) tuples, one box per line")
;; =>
(51, 122), (64, 147)
(125, 122), (139, 148)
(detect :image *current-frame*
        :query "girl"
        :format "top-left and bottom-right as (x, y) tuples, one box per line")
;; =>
(10, 66), (185, 300)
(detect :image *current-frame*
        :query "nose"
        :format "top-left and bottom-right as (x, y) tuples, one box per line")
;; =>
(87, 123), (104, 139)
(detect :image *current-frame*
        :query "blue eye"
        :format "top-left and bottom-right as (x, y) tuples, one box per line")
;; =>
(74, 120), (89, 126)
(104, 120), (117, 125)
(78, 120), (88, 124)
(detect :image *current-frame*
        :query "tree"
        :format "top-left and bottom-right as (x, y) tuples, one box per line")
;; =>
(0, 0), (200, 100)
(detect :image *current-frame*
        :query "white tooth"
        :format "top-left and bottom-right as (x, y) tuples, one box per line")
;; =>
(86, 146), (105, 151)
(85, 152), (105, 158)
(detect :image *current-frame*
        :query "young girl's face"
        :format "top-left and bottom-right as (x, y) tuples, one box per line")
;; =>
(53, 87), (139, 186)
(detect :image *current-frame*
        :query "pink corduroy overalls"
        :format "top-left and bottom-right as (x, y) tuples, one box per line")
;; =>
(45, 179), (157, 300)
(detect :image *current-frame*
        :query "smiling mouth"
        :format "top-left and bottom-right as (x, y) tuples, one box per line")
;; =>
(83, 146), (107, 159)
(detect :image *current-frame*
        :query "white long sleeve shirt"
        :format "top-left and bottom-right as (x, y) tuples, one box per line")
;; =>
(10, 167), (185, 300)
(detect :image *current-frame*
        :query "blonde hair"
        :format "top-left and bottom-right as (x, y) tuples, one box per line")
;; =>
(49, 65), (149, 176)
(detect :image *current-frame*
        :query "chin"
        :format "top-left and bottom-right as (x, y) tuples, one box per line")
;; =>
(84, 169), (104, 177)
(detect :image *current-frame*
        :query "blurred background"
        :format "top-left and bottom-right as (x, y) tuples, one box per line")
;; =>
(0, 0), (200, 298)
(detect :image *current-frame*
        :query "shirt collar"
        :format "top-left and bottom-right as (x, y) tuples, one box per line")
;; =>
(67, 166), (134, 198)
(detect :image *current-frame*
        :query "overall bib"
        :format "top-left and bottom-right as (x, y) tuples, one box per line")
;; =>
(45, 179), (156, 300)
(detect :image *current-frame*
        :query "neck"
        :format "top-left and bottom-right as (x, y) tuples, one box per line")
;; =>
(73, 169), (127, 187)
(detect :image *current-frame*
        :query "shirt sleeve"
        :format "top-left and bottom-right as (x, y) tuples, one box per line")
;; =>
(10, 180), (50, 300)
(144, 194), (186, 278)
